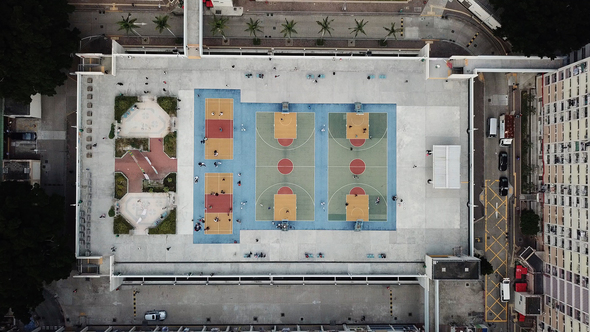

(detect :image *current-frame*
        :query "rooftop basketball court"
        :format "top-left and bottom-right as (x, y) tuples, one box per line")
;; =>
(192, 89), (396, 244)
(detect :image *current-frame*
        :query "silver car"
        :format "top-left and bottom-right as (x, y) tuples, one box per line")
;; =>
(144, 310), (167, 321)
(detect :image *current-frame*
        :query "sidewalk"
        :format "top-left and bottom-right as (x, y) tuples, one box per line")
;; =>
(236, 0), (428, 15)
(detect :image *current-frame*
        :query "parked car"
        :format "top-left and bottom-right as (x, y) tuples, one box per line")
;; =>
(499, 177), (509, 196)
(499, 151), (508, 171)
(144, 310), (167, 321)
(9, 132), (37, 141)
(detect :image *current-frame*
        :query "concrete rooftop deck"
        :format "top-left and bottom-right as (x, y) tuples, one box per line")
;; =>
(78, 54), (469, 276)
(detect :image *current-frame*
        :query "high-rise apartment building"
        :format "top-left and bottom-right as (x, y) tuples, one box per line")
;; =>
(539, 57), (590, 332)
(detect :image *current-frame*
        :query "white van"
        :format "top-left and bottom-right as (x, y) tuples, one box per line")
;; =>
(488, 117), (498, 138)
(500, 278), (510, 302)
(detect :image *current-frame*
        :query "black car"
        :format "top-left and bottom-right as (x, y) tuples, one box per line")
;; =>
(499, 151), (508, 171)
(499, 177), (509, 196)
(9, 132), (37, 141)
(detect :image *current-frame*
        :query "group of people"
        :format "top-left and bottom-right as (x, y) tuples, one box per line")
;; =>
(245, 252), (266, 258)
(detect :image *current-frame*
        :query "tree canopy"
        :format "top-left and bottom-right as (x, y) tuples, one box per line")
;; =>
(475, 254), (494, 275)
(490, 0), (590, 58)
(520, 209), (541, 235)
(0, 182), (75, 322)
(0, 0), (80, 103)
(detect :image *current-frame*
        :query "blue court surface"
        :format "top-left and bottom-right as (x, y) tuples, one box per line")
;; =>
(192, 89), (397, 244)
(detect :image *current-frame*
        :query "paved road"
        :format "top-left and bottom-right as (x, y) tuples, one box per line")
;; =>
(478, 73), (511, 325)
(69, 0), (505, 55)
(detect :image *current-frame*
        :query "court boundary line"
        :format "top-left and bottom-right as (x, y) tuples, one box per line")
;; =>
(255, 182), (315, 221)
(256, 113), (315, 152)
(328, 119), (388, 152)
(327, 182), (388, 220)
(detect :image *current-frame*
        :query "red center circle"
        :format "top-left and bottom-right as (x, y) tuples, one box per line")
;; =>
(350, 159), (366, 175)
(350, 187), (366, 195)
(278, 158), (294, 175)
(278, 186), (294, 195)
(350, 139), (365, 147)
(278, 138), (294, 147)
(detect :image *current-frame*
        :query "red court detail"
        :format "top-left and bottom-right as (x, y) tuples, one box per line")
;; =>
(350, 139), (365, 147)
(204, 194), (233, 213)
(278, 186), (293, 195)
(349, 187), (366, 195)
(278, 138), (293, 146)
(349, 159), (366, 175)
(206, 119), (233, 139)
(278, 158), (294, 175)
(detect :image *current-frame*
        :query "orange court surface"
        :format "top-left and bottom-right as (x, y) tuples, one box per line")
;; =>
(205, 98), (234, 120)
(204, 173), (233, 235)
(274, 112), (298, 139)
(205, 138), (233, 160)
(346, 194), (369, 221)
(346, 113), (370, 139)
(205, 98), (234, 159)
(274, 194), (297, 221)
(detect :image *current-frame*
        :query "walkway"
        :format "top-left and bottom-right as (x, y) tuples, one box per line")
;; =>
(115, 138), (178, 193)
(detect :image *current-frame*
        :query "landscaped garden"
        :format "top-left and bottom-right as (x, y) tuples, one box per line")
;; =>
(142, 172), (176, 193)
(164, 131), (177, 158)
(115, 95), (138, 122)
(114, 215), (134, 234)
(115, 138), (149, 158)
(114, 172), (128, 199)
(148, 209), (176, 234)
(157, 97), (178, 116)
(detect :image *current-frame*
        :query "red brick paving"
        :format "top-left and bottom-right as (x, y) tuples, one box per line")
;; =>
(115, 138), (178, 193)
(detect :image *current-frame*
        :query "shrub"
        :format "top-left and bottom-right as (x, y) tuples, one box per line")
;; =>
(115, 138), (149, 158)
(520, 209), (541, 235)
(164, 173), (176, 192)
(114, 173), (127, 199)
(157, 97), (178, 116)
(475, 254), (494, 275)
(108, 206), (115, 217)
(148, 209), (176, 234)
(114, 96), (138, 122)
(164, 131), (177, 158)
(113, 215), (134, 234)
(109, 123), (116, 139)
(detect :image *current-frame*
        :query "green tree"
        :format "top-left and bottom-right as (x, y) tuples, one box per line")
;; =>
(520, 209), (541, 235)
(281, 19), (298, 41)
(0, 182), (75, 322)
(153, 15), (176, 37)
(382, 22), (403, 43)
(245, 18), (263, 44)
(0, 0), (80, 103)
(349, 19), (368, 39)
(117, 13), (141, 36)
(475, 254), (494, 275)
(490, 0), (590, 58)
(210, 15), (229, 41)
(316, 16), (334, 44)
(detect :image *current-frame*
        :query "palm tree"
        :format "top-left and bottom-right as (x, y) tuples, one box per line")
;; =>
(117, 13), (141, 36)
(210, 15), (229, 41)
(349, 19), (368, 39)
(245, 18), (263, 44)
(281, 19), (298, 41)
(381, 22), (403, 45)
(153, 15), (176, 37)
(316, 16), (334, 45)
